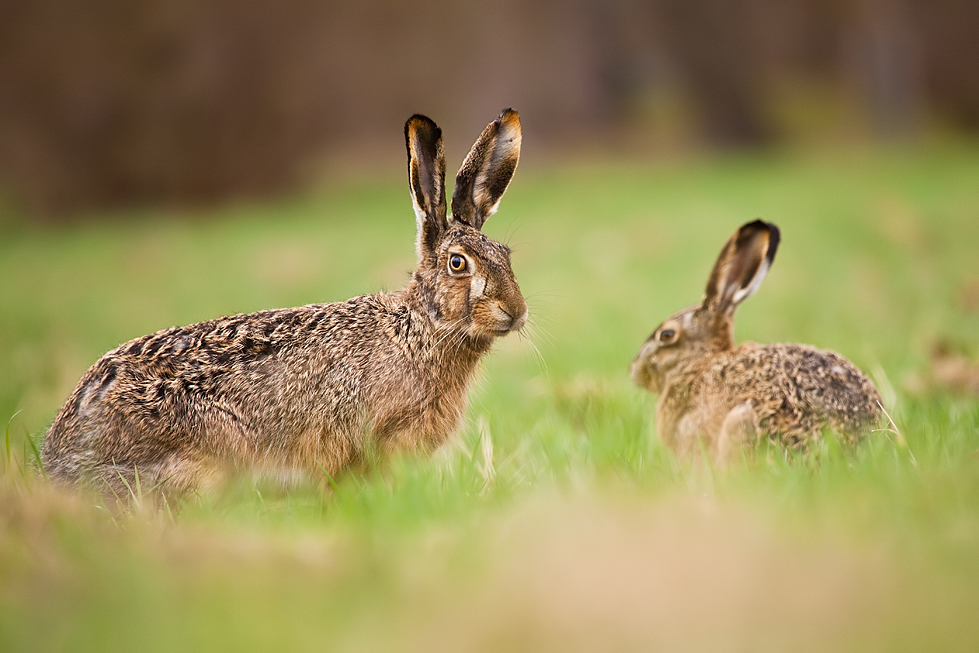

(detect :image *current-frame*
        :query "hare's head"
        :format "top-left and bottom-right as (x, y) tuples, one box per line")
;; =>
(630, 220), (780, 393)
(405, 110), (527, 340)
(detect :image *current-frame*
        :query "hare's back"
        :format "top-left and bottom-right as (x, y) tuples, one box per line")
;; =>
(725, 344), (882, 442)
(89, 303), (338, 393)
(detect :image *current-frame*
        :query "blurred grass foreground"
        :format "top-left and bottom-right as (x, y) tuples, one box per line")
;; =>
(2, 144), (979, 650)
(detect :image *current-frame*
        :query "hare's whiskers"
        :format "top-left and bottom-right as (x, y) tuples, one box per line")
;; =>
(429, 318), (467, 353)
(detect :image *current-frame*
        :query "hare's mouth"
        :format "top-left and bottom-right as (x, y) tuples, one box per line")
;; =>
(629, 359), (646, 385)
(630, 358), (659, 391)
(470, 303), (528, 337)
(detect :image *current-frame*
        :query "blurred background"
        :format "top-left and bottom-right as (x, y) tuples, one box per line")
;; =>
(1, 0), (977, 216)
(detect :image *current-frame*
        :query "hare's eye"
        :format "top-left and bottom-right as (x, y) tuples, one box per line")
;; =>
(659, 329), (676, 342)
(449, 255), (467, 273)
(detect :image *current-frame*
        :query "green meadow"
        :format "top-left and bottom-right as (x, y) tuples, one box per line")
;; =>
(2, 144), (978, 650)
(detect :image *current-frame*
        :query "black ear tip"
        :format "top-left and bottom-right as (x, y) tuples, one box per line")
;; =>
(497, 108), (520, 129)
(740, 218), (771, 232)
(739, 219), (780, 243)
(762, 221), (780, 262)
(405, 114), (441, 141)
(760, 220), (780, 237)
(735, 219), (780, 264)
(407, 113), (437, 128)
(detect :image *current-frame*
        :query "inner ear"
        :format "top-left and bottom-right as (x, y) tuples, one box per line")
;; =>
(451, 108), (521, 230)
(405, 114), (448, 260)
(704, 220), (780, 313)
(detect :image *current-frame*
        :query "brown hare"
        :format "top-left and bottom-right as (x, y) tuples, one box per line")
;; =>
(42, 109), (528, 497)
(630, 220), (882, 463)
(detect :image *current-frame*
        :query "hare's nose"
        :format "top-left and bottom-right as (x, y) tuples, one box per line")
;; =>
(510, 308), (529, 331)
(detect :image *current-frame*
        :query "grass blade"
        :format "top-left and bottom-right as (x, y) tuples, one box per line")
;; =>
(317, 462), (341, 494)
(5, 410), (22, 467)
(24, 429), (44, 476)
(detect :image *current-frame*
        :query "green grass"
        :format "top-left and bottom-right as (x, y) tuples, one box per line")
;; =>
(2, 143), (979, 651)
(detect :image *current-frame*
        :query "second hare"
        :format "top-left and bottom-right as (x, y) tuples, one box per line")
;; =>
(43, 109), (527, 497)
(630, 220), (882, 463)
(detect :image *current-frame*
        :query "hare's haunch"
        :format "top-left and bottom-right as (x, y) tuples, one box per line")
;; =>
(630, 220), (882, 463)
(42, 110), (528, 497)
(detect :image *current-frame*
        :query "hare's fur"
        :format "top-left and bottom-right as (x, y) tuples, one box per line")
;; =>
(631, 221), (882, 462)
(42, 110), (528, 497)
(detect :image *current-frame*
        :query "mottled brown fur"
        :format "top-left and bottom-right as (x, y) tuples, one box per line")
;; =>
(631, 220), (882, 463)
(42, 110), (528, 497)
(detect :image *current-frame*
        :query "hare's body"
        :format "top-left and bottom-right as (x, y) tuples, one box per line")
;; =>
(632, 220), (882, 462)
(656, 343), (882, 459)
(43, 110), (527, 495)
(44, 290), (486, 494)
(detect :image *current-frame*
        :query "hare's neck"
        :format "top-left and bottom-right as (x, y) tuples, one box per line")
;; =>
(660, 349), (716, 397)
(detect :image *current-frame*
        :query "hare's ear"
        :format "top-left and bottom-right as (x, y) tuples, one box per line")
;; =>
(451, 108), (521, 230)
(703, 220), (780, 316)
(406, 114), (448, 261)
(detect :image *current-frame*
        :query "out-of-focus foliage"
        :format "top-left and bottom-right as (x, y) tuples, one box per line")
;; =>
(1, 0), (978, 215)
